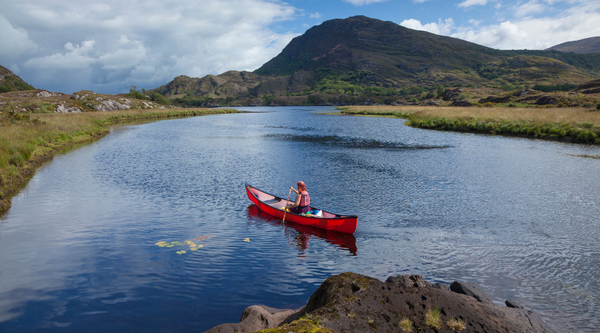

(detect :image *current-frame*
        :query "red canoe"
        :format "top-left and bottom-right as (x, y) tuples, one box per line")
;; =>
(245, 184), (358, 234)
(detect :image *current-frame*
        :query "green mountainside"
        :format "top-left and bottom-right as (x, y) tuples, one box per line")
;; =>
(547, 37), (600, 54)
(151, 16), (600, 106)
(0, 65), (34, 93)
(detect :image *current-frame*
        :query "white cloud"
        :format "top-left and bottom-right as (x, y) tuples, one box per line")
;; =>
(514, 0), (546, 17)
(400, 18), (455, 35)
(25, 40), (96, 70)
(458, 0), (489, 8)
(453, 3), (600, 49)
(401, 1), (600, 50)
(343, 0), (388, 6)
(0, 16), (37, 63)
(1, 0), (298, 93)
(310, 12), (322, 19)
(412, 0), (431, 3)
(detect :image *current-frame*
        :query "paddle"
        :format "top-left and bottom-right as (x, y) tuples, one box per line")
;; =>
(282, 187), (292, 223)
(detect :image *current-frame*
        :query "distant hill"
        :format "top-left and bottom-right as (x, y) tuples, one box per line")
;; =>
(547, 37), (600, 54)
(152, 16), (600, 104)
(0, 65), (34, 93)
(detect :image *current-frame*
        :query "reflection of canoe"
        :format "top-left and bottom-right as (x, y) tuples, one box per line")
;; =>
(245, 184), (358, 234)
(247, 204), (357, 255)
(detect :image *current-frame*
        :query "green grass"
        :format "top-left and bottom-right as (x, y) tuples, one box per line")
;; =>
(338, 105), (600, 144)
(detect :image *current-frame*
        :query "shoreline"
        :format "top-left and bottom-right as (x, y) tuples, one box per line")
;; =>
(0, 108), (241, 215)
(337, 105), (600, 145)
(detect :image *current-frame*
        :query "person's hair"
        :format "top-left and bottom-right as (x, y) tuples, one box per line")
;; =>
(297, 181), (307, 192)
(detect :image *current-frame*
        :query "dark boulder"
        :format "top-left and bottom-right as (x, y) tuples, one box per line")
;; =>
(432, 282), (450, 290)
(205, 272), (555, 333)
(506, 300), (525, 309)
(450, 281), (493, 303)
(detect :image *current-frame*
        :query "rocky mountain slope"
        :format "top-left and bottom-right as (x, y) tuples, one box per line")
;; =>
(547, 36), (600, 54)
(152, 16), (600, 103)
(0, 65), (34, 93)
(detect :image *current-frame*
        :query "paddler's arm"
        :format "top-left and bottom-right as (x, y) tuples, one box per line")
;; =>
(289, 186), (299, 194)
(287, 193), (301, 208)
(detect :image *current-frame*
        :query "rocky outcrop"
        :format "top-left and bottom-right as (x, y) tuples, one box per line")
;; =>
(93, 100), (131, 111)
(478, 95), (511, 104)
(204, 272), (555, 333)
(535, 95), (558, 105)
(35, 90), (57, 98)
(55, 104), (81, 113)
(443, 88), (464, 101)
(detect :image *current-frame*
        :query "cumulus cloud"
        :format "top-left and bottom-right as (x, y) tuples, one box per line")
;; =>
(343, 0), (389, 6)
(1, 0), (298, 94)
(402, 1), (600, 50)
(453, 3), (600, 49)
(310, 12), (322, 19)
(0, 16), (37, 65)
(400, 18), (455, 35)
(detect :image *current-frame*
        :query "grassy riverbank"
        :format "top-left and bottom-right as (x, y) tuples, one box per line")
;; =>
(339, 105), (600, 144)
(0, 108), (240, 214)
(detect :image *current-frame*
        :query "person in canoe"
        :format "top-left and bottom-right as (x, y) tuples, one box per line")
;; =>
(286, 181), (311, 214)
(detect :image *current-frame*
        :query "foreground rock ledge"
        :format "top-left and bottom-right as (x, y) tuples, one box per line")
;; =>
(205, 272), (554, 333)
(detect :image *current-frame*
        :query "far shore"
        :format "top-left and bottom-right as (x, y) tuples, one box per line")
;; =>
(0, 108), (241, 215)
(338, 105), (600, 145)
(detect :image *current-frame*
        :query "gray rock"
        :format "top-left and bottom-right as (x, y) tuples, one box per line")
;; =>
(35, 90), (54, 98)
(93, 100), (130, 111)
(55, 104), (81, 113)
(203, 305), (299, 333)
(432, 282), (450, 290)
(450, 281), (493, 303)
(506, 299), (524, 309)
(385, 274), (432, 288)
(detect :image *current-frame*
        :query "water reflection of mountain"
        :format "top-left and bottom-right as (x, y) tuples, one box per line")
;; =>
(246, 204), (357, 256)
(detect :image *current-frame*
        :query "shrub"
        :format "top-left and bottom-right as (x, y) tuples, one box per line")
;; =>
(425, 308), (441, 329)
(399, 317), (413, 332)
(596, 103), (600, 111)
(446, 317), (466, 331)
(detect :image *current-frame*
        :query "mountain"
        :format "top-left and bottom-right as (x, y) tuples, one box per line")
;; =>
(152, 16), (600, 104)
(547, 37), (600, 54)
(0, 65), (34, 93)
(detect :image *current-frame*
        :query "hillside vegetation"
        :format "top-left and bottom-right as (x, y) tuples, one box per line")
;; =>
(0, 65), (34, 93)
(547, 37), (600, 54)
(151, 16), (600, 107)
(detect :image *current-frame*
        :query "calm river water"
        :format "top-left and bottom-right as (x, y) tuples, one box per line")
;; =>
(1, 107), (599, 332)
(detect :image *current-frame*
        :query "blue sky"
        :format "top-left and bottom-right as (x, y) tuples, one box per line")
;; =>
(1, 0), (599, 94)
